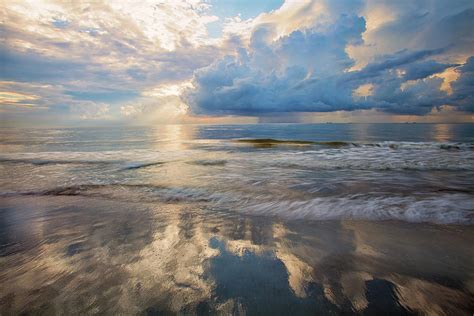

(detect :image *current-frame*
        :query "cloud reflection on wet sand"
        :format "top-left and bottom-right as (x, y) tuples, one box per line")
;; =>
(1, 195), (473, 315)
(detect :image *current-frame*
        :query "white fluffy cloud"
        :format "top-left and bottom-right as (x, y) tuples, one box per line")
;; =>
(1, 0), (223, 123)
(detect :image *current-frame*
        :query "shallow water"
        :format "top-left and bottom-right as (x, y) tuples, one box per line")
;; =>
(1, 124), (474, 314)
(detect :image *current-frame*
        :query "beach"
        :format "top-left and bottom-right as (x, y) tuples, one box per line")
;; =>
(1, 123), (473, 314)
(1, 195), (473, 314)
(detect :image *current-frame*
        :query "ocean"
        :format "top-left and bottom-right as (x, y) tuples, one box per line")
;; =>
(1, 123), (473, 314)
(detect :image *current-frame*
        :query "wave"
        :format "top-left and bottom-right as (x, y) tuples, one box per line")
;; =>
(0, 148), (182, 171)
(264, 145), (474, 171)
(270, 160), (474, 171)
(188, 159), (228, 166)
(3, 184), (472, 225)
(234, 139), (317, 147)
(233, 139), (474, 150)
(234, 193), (474, 225)
(0, 158), (119, 166)
(121, 161), (165, 170)
(361, 141), (474, 150)
(1, 184), (214, 203)
(0, 157), (166, 170)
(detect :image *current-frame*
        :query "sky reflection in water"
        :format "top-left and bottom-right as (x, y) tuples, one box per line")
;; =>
(1, 196), (473, 315)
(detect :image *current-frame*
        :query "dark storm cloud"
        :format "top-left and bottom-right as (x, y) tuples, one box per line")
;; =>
(449, 56), (474, 112)
(402, 60), (458, 81)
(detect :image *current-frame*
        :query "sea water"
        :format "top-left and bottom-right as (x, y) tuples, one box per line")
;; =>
(1, 123), (473, 314)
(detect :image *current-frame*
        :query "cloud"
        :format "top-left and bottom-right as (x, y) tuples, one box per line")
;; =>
(0, 81), (110, 119)
(0, 91), (40, 108)
(348, 1), (474, 69)
(1, 0), (473, 124)
(401, 60), (458, 81)
(0, 0), (227, 123)
(185, 1), (474, 116)
(185, 14), (364, 115)
(185, 25), (467, 115)
(120, 95), (188, 124)
(449, 56), (474, 112)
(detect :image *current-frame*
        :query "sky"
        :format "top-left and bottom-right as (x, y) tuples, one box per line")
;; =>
(1, 0), (473, 126)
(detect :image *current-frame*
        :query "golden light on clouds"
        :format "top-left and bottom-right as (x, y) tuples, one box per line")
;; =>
(0, 91), (43, 109)
(353, 83), (374, 98)
(0, 91), (38, 103)
(142, 81), (194, 98)
(436, 67), (460, 95)
(363, 3), (396, 33)
(299, 107), (473, 124)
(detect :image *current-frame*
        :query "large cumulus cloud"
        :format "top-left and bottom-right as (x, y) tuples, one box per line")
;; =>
(185, 2), (474, 116)
(186, 15), (368, 115)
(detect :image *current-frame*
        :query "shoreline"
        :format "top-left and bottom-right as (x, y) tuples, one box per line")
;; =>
(1, 195), (473, 314)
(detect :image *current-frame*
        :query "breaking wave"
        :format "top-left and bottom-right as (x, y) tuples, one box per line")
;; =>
(236, 193), (474, 225)
(3, 184), (472, 225)
(1, 137), (473, 225)
(233, 139), (474, 150)
(188, 159), (228, 166)
(121, 161), (165, 170)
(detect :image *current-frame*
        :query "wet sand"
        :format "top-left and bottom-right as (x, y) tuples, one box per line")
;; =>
(1, 195), (473, 315)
